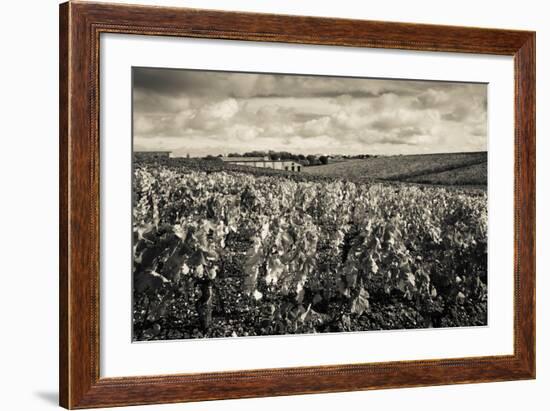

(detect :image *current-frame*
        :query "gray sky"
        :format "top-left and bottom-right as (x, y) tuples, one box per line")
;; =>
(133, 68), (487, 157)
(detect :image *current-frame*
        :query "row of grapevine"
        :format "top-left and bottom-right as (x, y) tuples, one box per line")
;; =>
(132, 163), (487, 340)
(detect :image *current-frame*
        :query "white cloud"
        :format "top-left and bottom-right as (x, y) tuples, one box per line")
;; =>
(133, 68), (487, 156)
(300, 116), (331, 137)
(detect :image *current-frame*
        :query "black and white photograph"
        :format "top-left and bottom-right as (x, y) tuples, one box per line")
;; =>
(132, 67), (488, 341)
(1, 0), (543, 409)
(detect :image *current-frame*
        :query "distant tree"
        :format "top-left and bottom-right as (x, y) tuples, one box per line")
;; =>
(297, 154), (306, 161)
(299, 159), (310, 166)
(228, 152), (241, 157)
(204, 155), (222, 162)
(306, 154), (318, 164)
(245, 151), (267, 158)
(319, 156), (329, 165)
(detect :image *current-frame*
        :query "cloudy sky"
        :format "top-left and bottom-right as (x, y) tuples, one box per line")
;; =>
(133, 67), (487, 157)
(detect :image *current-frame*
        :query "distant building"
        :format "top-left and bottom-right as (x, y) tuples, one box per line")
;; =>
(221, 156), (302, 172)
(134, 150), (172, 161)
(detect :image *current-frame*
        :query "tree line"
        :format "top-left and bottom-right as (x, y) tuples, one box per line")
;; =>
(219, 151), (376, 166)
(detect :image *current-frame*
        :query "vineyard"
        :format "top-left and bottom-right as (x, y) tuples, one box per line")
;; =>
(303, 151), (487, 187)
(132, 162), (488, 341)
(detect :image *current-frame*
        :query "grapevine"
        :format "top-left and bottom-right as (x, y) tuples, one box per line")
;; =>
(132, 162), (487, 340)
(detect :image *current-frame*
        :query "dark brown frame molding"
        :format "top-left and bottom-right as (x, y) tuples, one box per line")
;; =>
(59, 1), (536, 408)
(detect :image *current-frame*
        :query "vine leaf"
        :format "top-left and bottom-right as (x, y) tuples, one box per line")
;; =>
(351, 288), (370, 316)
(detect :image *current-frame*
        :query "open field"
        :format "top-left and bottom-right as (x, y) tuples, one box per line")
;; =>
(405, 162), (487, 186)
(302, 152), (487, 186)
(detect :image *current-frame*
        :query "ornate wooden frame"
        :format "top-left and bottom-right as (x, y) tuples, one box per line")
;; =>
(59, 1), (536, 408)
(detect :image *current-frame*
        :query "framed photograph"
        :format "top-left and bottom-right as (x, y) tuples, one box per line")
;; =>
(59, 1), (535, 409)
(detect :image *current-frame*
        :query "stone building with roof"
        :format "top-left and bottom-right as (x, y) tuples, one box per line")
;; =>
(221, 156), (302, 172)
